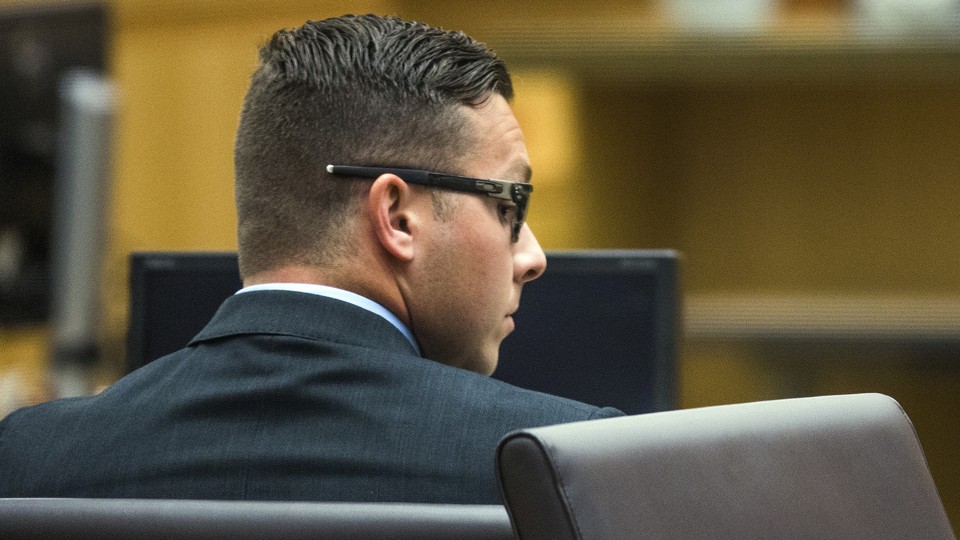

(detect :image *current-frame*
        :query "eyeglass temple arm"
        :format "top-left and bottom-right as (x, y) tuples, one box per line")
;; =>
(326, 165), (525, 201)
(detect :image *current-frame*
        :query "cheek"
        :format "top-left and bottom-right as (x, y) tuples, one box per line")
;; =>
(442, 204), (516, 305)
(466, 233), (513, 287)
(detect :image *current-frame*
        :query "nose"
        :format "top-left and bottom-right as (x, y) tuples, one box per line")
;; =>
(513, 223), (547, 284)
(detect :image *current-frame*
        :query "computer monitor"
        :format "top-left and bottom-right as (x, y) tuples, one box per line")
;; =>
(128, 250), (679, 414)
(496, 250), (679, 413)
(127, 252), (241, 377)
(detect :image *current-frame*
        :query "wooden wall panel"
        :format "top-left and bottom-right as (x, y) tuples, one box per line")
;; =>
(580, 81), (960, 294)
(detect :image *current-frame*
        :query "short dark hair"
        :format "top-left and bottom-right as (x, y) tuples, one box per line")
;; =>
(234, 14), (513, 278)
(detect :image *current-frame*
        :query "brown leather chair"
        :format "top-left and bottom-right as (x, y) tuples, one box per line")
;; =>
(496, 393), (955, 540)
(0, 498), (512, 540)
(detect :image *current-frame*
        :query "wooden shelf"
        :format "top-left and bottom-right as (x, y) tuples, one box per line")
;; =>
(481, 17), (960, 83)
(685, 294), (960, 343)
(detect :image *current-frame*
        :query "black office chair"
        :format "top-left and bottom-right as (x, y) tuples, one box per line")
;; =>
(496, 393), (955, 540)
(0, 498), (512, 540)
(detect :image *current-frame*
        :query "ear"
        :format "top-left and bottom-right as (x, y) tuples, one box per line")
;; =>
(367, 174), (423, 262)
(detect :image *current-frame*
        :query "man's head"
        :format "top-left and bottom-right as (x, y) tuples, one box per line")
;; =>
(235, 15), (513, 274)
(234, 14), (545, 374)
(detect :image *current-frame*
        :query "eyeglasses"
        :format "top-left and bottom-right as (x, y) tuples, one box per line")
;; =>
(326, 164), (532, 243)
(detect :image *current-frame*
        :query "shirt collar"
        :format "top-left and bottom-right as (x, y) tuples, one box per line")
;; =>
(235, 283), (421, 356)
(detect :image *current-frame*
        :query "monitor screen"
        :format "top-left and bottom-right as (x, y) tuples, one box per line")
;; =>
(128, 250), (679, 414)
(495, 251), (678, 413)
(127, 252), (241, 375)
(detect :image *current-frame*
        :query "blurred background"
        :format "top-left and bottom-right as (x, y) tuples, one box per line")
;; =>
(1, 0), (958, 531)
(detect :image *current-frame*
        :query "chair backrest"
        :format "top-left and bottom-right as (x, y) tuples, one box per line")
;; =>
(496, 393), (955, 540)
(0, 498), (512, 540)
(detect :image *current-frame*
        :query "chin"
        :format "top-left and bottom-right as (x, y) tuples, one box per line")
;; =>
(465, 353), (498, 377)
(429, 347), (497, 376)
(475, 361), (498, 377)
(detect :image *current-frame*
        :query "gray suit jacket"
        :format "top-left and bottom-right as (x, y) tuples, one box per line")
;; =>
(0, 291), (623, 503)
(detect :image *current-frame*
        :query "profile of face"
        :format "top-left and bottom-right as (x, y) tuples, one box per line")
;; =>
(407, 94), (547, 375)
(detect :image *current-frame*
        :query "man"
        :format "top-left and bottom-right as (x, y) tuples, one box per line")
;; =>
(0, 14), (622, 504)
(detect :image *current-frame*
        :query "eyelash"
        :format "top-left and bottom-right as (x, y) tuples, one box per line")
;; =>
(498, 203), (518, 225)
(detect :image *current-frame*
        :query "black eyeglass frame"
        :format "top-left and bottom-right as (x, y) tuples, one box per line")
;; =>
(326, 164), (532, 242)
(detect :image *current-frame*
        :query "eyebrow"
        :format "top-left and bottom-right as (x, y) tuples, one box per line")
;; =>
(517, 164), (533, 184)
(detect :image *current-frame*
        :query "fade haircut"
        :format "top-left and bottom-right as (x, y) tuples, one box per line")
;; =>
(234, 14), (514, 278)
